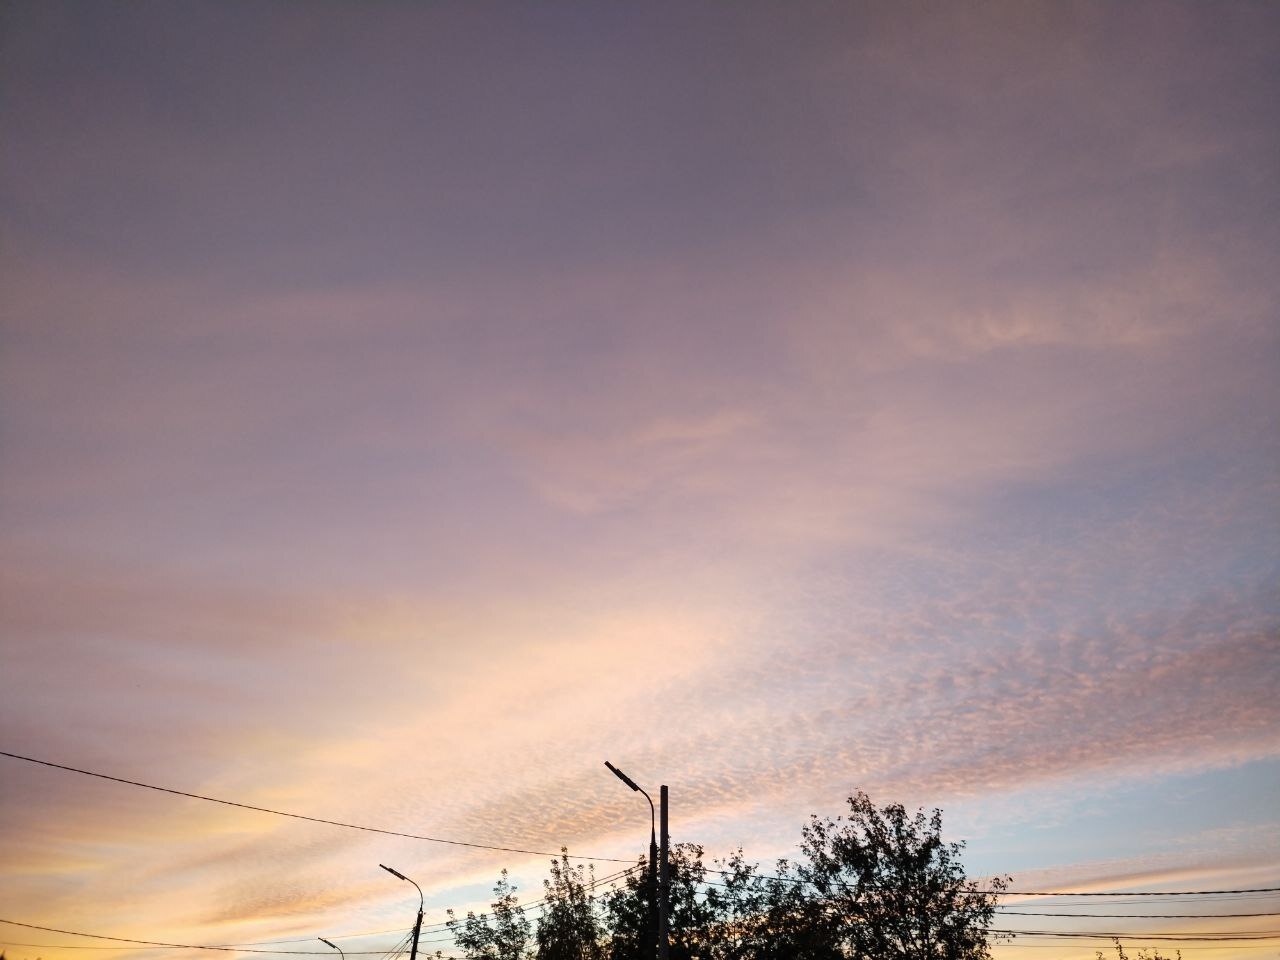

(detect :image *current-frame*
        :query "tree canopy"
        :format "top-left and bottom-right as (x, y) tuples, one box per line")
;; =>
(534, 853), (608, 960)
(447, 869), (531, 960)
(439, 792), (1005, 960)
(782, 791), (1007, 960)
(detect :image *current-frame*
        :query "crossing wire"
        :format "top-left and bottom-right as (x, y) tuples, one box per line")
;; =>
(696, 869), (1280, 899)
(998, 911), (1280, 921)
(7, 913), (1280, 955)
(996, 945), (1280, 951)
(155, 863), (638, 947)
(0, 922), (469, 960)
(991, 929), (1280, 941)
(0, 866), (644, 954)
(0, 749), (629, 863)
(401, 863), (639, 939)
(6, 748), (1280, 902)
(0, 919), (412, 955)
(8, 748), (1280, 946)
(992, 888), (1280, 897)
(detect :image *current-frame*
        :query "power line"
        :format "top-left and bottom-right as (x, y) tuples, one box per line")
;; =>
(697, 865), (1280, 899)
(0, 938), (447, 955)
(371, 930), (415, 960)
(410, 863), (637, 935)
(993, 943), (1280, 951)
(995, 888), (1280, 897)
(0, 749), (629, 864)
(0, 920), (408, 955)
(0, 947), (433, 955)
(0, 866), (642, 955)
(991, 929), (1280, 941)
(9, 747), (1280, 950)
(7, 749), (1279, 902)
(8, 907), (1280, 957)
(1, 881), (647, 960)
(0, 926), (467, 960)
(998, 911), (1280, 919)
(1009, 894), (1280, 905)
(0, 944), (154, 951)
(388, 863), (637, 937)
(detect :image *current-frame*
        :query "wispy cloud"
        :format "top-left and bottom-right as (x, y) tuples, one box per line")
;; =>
(2, 0), (1278, 953)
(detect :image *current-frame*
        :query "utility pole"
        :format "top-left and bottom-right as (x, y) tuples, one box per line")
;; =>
(649, 814), (660, 959)
(408, 903), (424, 960)
(658, 785), (670, 960)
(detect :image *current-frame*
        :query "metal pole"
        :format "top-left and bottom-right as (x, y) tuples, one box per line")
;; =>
(649, 826), (659, 960)
(380, 864), (424, 960)
(408, 906), (423, 960)
(658, 785), (669, 960)
(604, 761), (660, 960)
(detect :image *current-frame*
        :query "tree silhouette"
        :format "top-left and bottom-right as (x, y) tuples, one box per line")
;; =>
(442, 793), (1002, 960)
(602, 843), (730, 959)
(447, 869), (531, 960)
(786, 791), (1007, 960)
(535, 851), (606, 960)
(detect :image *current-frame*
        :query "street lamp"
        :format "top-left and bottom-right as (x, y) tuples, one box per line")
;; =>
(380, 863), (425, 960)
(605, 761), (667, 960)
(318, 938), (344, 960)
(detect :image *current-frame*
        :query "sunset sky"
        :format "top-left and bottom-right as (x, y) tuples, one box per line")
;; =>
(1, 2), (1278, 959)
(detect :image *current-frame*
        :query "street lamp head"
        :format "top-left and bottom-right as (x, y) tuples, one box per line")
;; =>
(380, 862), (425, 915)
(318, 940), (337, 950)
(604, 760), (641, 792)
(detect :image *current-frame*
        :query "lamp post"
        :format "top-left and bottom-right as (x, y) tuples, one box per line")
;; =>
(318, 938), (344, 960)
(605, 761), (668, 960)
(380, 863), (424, 960)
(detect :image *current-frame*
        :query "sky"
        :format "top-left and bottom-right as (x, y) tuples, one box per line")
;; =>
(1, 1), (1278, 958)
